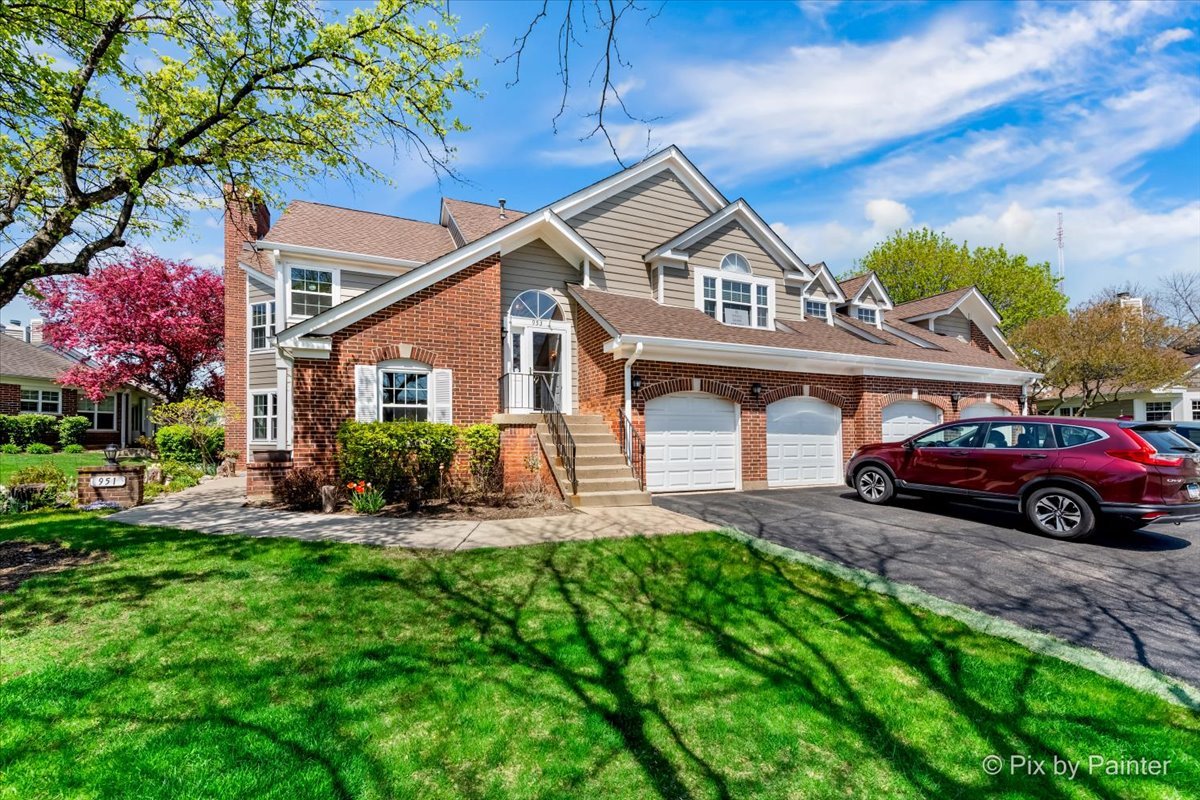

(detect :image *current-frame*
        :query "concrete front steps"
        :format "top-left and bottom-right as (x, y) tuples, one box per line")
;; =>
(537, 414), (652, 508)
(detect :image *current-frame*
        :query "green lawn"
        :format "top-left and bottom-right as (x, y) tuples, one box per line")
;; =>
(0, 450), (106, 484)
(1, 513), (1196, 800)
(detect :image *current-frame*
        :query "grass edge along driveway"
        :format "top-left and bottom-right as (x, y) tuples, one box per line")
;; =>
(1, 511), (1197, 800)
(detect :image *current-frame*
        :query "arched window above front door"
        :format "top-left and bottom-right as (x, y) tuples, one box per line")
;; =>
(509, 290), (563, 320)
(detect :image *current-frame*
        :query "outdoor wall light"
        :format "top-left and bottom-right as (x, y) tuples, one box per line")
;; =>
(950, 391), (962, 408)
(631, 374), (643, 393)
(104, 442), (119, 465)
(750, 383), (763, 398)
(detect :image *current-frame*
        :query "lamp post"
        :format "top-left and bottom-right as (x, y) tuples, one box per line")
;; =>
(104, 442), (119, 465)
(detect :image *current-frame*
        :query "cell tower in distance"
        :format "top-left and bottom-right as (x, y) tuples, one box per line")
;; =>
(1055, 212), (1065, 279)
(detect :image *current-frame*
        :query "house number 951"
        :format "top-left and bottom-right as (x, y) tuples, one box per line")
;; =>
(90, 475), (127, 488)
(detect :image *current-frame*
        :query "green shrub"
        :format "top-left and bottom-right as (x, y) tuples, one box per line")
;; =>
(460, 423), (501, 492)
(6, 463), (71, 509)
(337, 421), (458, 509)
(61, 444), (86, 454)
(24, 442), (54, 455)
(276, 466), (328, 510)
(6, 414), (57, 448)
(0, 414), (13, 445)
(155, 424), (224, 465)
(158, 460), (204, 488)
(57, 415), (90, 449)
(0, 443), (19, 454)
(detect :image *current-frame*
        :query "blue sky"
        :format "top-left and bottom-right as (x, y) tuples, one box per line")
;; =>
(5, 0), (1198, 324)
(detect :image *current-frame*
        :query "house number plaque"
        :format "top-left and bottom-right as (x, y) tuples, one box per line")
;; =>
(90, 475), (127, 488)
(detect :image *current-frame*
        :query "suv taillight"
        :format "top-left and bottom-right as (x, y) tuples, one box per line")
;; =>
(1107, 430), (1185, 467)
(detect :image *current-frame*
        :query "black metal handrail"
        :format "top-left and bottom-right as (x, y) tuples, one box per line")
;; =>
(618, 407), (646, 490)
(537, 374), (577, 496)
(499, 370), (561, 412)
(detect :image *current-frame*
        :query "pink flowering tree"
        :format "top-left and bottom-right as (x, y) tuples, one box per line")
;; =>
(32, 250), (223, 402)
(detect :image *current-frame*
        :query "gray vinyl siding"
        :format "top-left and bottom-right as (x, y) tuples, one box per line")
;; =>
(501, 240), (581, 412)
(933, 310), (971, 340)
(1080, 399), (1134, 418)
(566, 170), (711, 298)
(341, 269), (394, 300)
(247, 282), (277, 390)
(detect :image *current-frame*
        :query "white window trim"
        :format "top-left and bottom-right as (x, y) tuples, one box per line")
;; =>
(693, 266), (775, 330)
(1144, 400), (1174, 422)
(854, 305), (879, 325)
(249, 300), (276, 352)
(249, 390), (279, 443)
(284, 261), (341, 323)
(378, 362), (432, 422)
(78, 394), (118, 431)
(19, 387), (61, 415)
(804, 298), (830, 322)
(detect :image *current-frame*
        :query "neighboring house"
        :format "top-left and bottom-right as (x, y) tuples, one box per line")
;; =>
(0, 333), (157, 447)
(1049, 353), (1200, 422)
(224, 147), (1037, 504)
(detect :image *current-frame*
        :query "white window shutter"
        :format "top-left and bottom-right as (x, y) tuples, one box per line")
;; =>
(431, 369), (453, 423)
(354, 364), (377, 422)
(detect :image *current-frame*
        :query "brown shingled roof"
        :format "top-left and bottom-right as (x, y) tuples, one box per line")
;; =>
(571, 287), (1023, 372)
(265, 201), (457, 263)
(837, 273), (872, 299)
(443, 198), (528, 243)
(891, 287), (974, 319)
(0, 336), (74, 381)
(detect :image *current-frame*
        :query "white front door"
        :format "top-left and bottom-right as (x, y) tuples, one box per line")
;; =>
(645, 393), (739, 492)
(503, 320), (570, 412)
(882, 400), (942, 442)
(959, 401), (1010, 420)
(767, 397), (842, 487)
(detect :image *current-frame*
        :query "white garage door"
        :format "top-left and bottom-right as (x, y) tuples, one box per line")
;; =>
(959, 401), (1011, 420)
(646, 393), (738, 492)
(882, 400), (942, 442)
(767, 397), (842, 487)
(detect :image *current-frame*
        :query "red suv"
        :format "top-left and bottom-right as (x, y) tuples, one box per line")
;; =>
(845, 416), (1200, 540)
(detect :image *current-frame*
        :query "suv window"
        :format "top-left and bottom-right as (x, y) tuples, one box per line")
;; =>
(1055, 425), (1104, 448)
(912, 423), (982, 448)
(1176, 425), (1200, 447)
(1133, 427), (1199, 454)
(984, 422), (1055, 449)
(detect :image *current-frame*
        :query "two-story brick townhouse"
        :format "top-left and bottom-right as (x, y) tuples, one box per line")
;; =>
(224, 147), (1038, 505)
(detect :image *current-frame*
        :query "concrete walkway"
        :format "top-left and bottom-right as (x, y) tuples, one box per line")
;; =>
(111, 477), (713, 550)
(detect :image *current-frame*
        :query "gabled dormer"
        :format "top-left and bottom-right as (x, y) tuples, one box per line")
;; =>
(796, 262), (845, 326)
(835, 271), (893, 329)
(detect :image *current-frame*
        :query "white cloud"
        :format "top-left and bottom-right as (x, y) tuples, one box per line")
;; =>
(1146, 26), (1194, 52)
(864, 198), (912, 231)
(552, 1), (1169, 174)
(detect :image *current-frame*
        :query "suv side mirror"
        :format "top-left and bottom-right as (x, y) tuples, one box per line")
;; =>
(904, 440), (916, 451)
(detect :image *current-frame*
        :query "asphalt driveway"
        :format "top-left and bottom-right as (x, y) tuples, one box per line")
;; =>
(656, 487), (1200, 687)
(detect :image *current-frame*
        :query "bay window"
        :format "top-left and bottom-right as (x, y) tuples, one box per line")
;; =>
(79, 395), (116, 430)
(20, 388), (60, 414)
(251, 392), (278, 442)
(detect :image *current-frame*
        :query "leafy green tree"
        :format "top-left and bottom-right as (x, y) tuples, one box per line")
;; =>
(846, 229), (1067, 333)
(0, 0), (480, 307)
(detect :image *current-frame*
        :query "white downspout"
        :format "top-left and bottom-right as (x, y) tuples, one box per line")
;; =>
(624, 341), (644, 422)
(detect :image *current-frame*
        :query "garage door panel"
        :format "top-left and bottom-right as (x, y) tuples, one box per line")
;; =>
(959, 402), (1010, 420)
(882, 400), (941, 442)
(766, 397), (842, 487)
(646, 393), (738, 492)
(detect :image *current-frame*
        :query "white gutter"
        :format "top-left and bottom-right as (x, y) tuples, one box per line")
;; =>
(255, 240), (423, 270)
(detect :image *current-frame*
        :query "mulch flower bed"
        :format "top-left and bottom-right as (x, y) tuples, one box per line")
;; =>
(0, 540), (109, 594)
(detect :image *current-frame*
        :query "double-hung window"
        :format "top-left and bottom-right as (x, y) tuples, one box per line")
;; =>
(79, 395), (116, 430)
(856, 307), (877, 324)
(251, 392), (278, 442)
(379, 369), (429, 421)
(1144, 401), (1173, 422)
(697, 265), (773, 329)
(1192, 399), (1200, 421)
(250, 301), (275, 350)
(290, 268), (333, 317)
(805, 299), (829, 320)
(20, 388), (60, 414)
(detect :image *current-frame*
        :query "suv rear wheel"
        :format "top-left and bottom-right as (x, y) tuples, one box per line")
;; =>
(1025, 486), (1096, 540)
(855, 466), (894, 505)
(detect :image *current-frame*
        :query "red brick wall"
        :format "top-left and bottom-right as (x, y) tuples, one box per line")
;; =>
(499, 423), (560, 496)
(0, 383), (18, 415)
(290, 254), (502, 470)
(223, 190), (272, 469)
(246, 459), (295, 500)
(575, 305), (1023, 489)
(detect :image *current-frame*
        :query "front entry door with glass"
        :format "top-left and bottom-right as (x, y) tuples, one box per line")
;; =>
(504, 290), (570, 413)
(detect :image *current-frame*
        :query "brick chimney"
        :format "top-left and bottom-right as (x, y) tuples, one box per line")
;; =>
(224, 187), (272, 470)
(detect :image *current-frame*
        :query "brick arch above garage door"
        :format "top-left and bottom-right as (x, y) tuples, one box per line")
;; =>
(760, 383), (848, 409)
(641, 377), (745, 405)
(875, 390), (951, 415)
(959, 394), (1019, 414)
